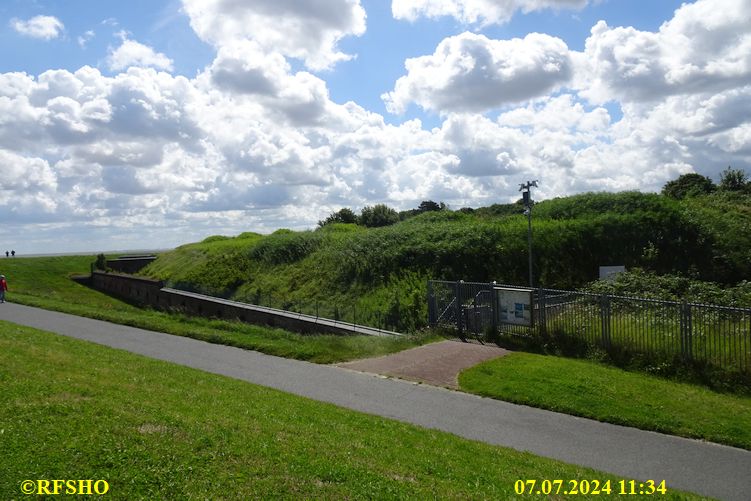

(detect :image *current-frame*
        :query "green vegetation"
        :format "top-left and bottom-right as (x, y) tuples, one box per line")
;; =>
(0, 256), (433, 363)
(459, 353), (751, 450)
(585, 268), (751, 306)
(144, 188), (751, 336)
(662, 173), (716, 199)
(1, 322), (705, 500)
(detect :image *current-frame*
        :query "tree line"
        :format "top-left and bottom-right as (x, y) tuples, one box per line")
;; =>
(318, 200), (447, 228)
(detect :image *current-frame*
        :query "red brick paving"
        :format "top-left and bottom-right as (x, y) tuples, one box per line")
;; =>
(337, 340), (510, 389)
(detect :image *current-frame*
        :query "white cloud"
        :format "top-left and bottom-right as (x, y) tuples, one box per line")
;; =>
(10, 15), (64, 40)
(181, 0), (366, 71)
(208, 41), (289, 96)
(392, 0), (590, 26)
(78, 30), (95, 48)
(2, 0), (751, 252)
(107, 39), (174, 72)
(383, 32), (572, 114)
(577, 0), (751, 103)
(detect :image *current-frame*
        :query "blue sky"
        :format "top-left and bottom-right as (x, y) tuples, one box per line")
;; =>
(0, 0), (749, 253)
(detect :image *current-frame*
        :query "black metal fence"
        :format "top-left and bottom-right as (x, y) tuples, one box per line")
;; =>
(428, 280), (751, 374)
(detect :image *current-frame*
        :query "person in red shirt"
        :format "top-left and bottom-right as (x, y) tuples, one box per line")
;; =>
(0, 275), (7, 303)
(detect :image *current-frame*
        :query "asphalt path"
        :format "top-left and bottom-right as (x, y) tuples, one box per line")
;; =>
(2, 302), (750, 500)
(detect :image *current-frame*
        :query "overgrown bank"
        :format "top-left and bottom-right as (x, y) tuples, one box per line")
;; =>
(143, 190), (751, 334)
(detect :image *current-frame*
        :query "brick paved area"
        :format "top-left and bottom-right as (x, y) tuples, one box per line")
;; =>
(337, 340), (509, 389)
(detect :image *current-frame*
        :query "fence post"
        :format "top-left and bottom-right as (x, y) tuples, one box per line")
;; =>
(455, 281), (462, 334)
(491, 287), (498, 336)
(472, 296), (478, 337)
(538, 287), (547, 337)
(600, 295), (611, 349)
(680, 302), (693, 361)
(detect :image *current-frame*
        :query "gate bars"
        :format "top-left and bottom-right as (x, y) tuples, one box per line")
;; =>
(428, 280), (751, 373)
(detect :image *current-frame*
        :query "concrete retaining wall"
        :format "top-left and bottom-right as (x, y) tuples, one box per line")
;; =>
(90, 271), (400, 337)
(106, 256), (157, 274)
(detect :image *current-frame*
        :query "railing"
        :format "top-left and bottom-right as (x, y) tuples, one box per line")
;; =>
(428, 280), (751, 374)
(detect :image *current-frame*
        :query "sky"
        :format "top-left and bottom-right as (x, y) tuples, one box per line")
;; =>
(1, 0), (750, 254)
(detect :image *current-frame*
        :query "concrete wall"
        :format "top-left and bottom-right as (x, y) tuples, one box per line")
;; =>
(106, 256), (157, 274)
(89, 271), (397, 337)
(91, 271), (165, 306)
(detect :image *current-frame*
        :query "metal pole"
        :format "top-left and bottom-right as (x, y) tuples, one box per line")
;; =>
(527, 204), (533, 288)
(519, 180), (538, 289)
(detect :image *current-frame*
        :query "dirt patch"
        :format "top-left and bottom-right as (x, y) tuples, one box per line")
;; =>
(337, 340), (509, 389)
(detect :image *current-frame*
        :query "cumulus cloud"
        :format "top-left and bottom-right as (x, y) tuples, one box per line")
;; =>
(107, 39), (174, 72)
(208, 41), (288, 96)
(181, 0), (366, 71)
(577, 0), (751, 103)
(2, 0), (751, 253)
(10, 15), (64, 40)
(383, 32), (572, 114)
(392, 0), (590, 26)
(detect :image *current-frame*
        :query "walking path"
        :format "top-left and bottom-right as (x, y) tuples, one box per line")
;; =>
(2, 302), (750, 501)
(338, 340), (509, 389)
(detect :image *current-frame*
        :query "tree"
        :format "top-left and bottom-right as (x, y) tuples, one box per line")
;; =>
(718, 167), (749, 192)
(94, 253), (108, 271)
(359, 204), (399, 227)
(661, 173), (715, 199)
(417, 200), (441, 212)
(318, 207), (357, 227)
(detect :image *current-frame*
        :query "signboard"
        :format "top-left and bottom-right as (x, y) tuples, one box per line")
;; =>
(599, 265), (626, 281)
(494, 287), (533, 327)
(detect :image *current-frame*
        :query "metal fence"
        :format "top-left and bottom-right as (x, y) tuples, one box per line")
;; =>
(428, 280), (751, 374)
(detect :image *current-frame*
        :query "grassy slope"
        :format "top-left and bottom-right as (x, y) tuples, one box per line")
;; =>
(0, 322), (705, 500)
(1, 256), (434, 363)
(143, 191), (751, 334)
(459, 353), (751, 450)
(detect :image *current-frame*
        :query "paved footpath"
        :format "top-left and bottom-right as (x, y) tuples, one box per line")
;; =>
(2, 302), (750, 501)
(339, 340), (510, 389)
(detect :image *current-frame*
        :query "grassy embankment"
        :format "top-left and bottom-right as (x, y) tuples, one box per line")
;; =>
(460, 353), (751, 450)
(0, 255), (433, 363)
(0, 322), (703, 500)
(143, 191), (751, 335)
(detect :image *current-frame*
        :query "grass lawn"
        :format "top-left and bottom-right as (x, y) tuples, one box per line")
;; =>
(0, 256), (435, 363)
(0, 322), (704, 500)
(460, 352), (751, 450)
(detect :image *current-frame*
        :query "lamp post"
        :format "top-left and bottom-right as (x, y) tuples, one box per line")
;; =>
(519, 180), (538, 288)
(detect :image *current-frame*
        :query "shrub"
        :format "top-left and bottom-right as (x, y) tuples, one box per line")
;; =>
(359, 204), (399, 227)
(662, 173), (715, 199)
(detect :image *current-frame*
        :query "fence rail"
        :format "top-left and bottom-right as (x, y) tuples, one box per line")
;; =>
(428, 280), (751, 374)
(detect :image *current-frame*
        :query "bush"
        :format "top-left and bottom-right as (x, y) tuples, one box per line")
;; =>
(248, 230), (323, 265)
(359, 204), (399, 227)
(718, 166), (749, 192)
(662, 173), (715, 199)
(318, 208), (357, 227)
(94, 253), (108, 271)
(583, 269), (751, 307)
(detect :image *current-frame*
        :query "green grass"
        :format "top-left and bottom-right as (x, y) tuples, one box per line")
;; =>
(1, 256), (435, 363)
(141, 190), (751, 337)
(0, 322), (704, 500)
(459, 353), (751, 450)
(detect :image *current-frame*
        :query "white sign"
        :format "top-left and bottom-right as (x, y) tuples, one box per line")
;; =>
(494, 287), (533, 327)
(599, 265), (626, 281)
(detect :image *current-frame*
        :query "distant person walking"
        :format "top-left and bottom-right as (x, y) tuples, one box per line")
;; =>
(10, 250), (15, 257)
(0, 275), (7, 303)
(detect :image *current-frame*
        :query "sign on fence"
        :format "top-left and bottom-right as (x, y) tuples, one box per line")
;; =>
(495, 287), (533, 327)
